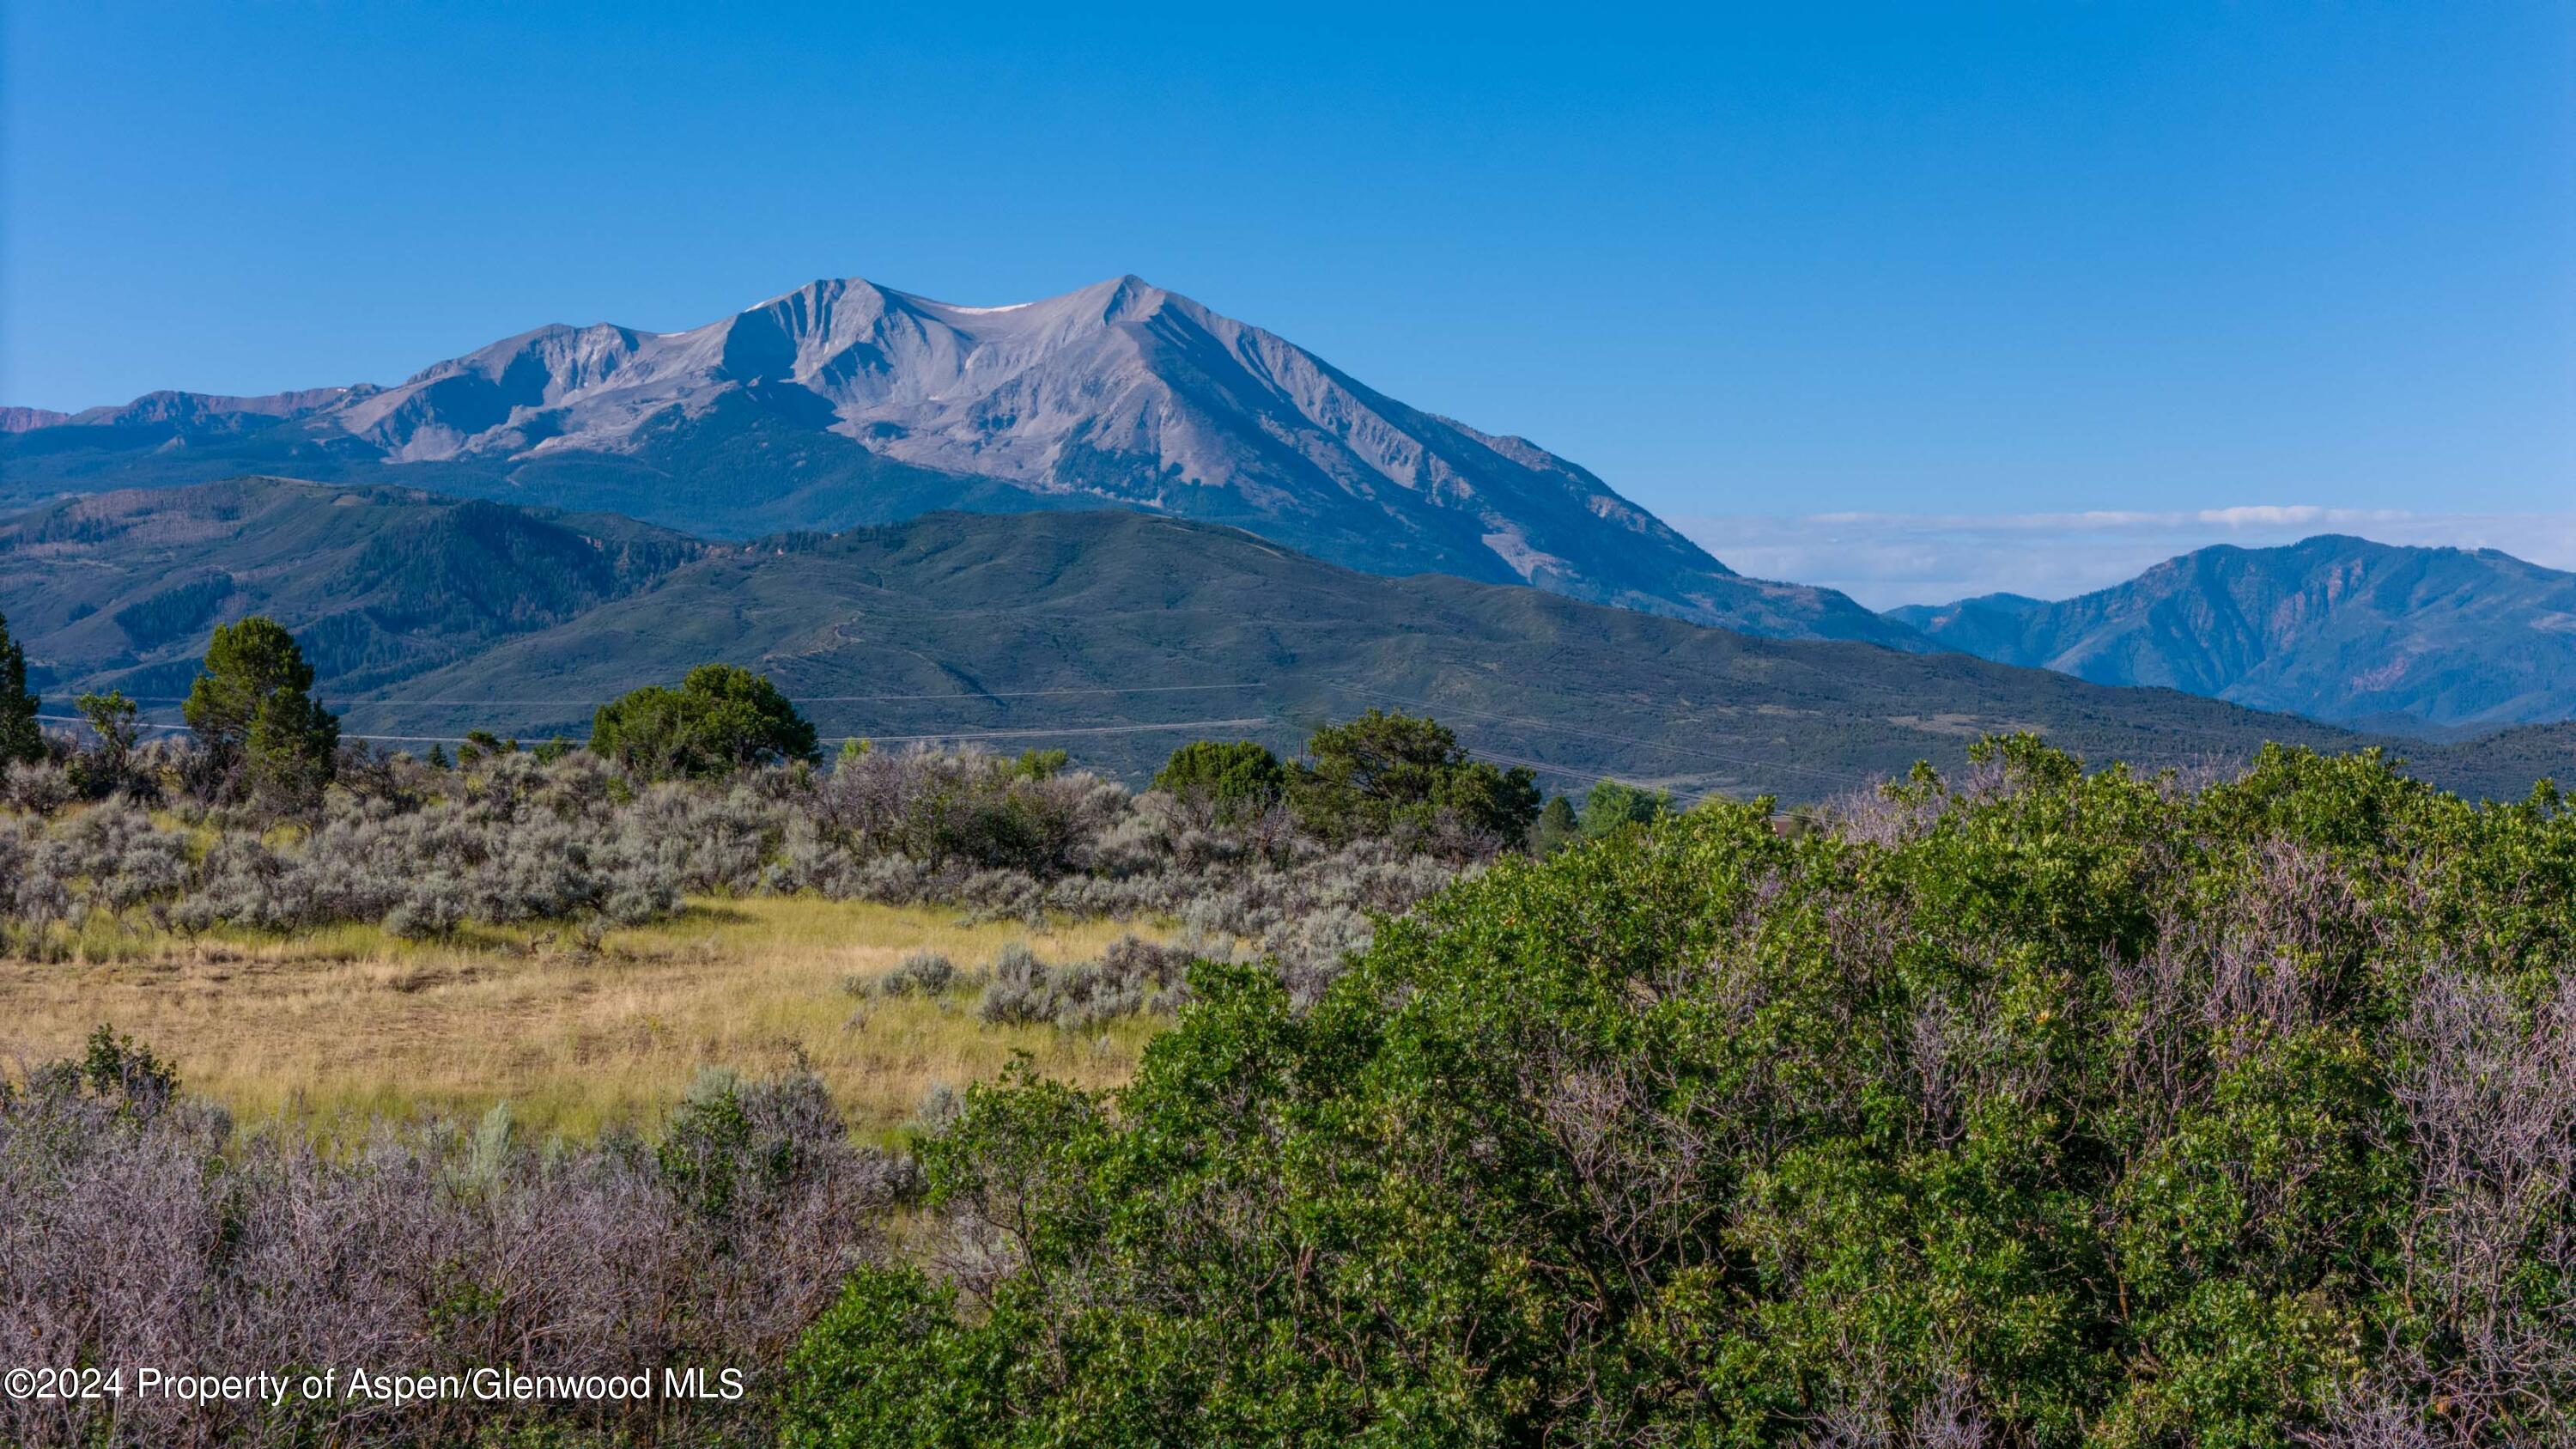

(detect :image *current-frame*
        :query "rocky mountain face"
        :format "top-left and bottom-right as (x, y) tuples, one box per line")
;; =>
(0, 406), (72, 432)
(1888, 535), (2576, 730)
(3, 277), (1918, 647)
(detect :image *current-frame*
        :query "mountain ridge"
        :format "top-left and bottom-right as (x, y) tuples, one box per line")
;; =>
(4, 477), (2561, 803)
(1890, 534), (2576, 729)
(1, 275), (1918, 648)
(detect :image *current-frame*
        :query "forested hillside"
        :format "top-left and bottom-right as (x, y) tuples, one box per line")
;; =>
(0, 478), (700, 697)
(9, 480), (2564, 801)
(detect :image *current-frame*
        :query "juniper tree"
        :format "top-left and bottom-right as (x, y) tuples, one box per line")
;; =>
(592, 664), (820, 779)
(1528, 793), (1580, 855)
(1288, 709), (1540, 849)
(181, 616), (339, 812)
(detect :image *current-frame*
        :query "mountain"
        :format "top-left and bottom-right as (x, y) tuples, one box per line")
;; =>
(7, 479), (2559, 802)
(1882, 593), (2049, 659)
(1891, 536), (2576, 731)
(0, 406), (70, 433)
(0, 478), (700, 700)
(0, 277), (1918, 648)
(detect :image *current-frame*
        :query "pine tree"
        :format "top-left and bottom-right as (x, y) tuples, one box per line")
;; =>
(0, 607), (42, 766)
(182, 617), (339, 811)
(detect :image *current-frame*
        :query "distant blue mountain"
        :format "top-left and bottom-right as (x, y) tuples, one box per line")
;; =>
(1890, 536), (2576, 730)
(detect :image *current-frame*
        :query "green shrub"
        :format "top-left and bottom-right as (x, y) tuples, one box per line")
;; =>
(591, 663), (819, 779)
(1289, 709), (1540, 849)
(1012, 747), (1070, 781)
(779, 736), (2576, 1446)
(1153, 739), (1287, 822)
(1577, 777), (1673, 837)
(779, 1265), (1019, 1449)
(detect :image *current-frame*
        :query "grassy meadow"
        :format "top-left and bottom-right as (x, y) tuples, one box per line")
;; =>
(0, 895), (1172, 1141)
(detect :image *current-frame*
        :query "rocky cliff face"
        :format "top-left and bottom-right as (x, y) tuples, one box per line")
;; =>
(7, 276), (1919, 647)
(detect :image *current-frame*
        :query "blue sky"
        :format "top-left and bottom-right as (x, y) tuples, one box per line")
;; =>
(6, 3), (2569, 602)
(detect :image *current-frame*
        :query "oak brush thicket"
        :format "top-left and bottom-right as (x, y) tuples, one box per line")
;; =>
(781, 739), (2576, 1448)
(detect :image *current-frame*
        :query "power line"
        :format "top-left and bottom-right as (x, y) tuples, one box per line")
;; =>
(37, 715), (190, 733)
(818, 718), (1272, 745)
(37, 714), (485, 746)
(94, 682), (1271, 707)
(1460, 747), (1739, 807)
(1313, 679), (1871, 788)
(793, 684), (1265, 703)
(36, 713), (1281, 749)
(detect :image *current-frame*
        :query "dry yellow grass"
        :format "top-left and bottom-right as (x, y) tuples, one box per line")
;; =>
(0, 896), (1172, 1141)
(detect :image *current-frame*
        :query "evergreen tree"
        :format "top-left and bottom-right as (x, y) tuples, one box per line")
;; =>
(182, 617), (339, 810)
(459, 728), (513, 765)
(1288, 709), (1540, 846)
(592, 664), (819, 779)
(0, 607), (39, 766)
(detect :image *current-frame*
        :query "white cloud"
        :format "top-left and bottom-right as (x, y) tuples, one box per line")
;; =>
(1675, 508), (2576, 611)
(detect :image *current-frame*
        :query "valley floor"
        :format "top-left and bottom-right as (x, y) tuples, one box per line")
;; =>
(0, 896), (1167, 1141)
